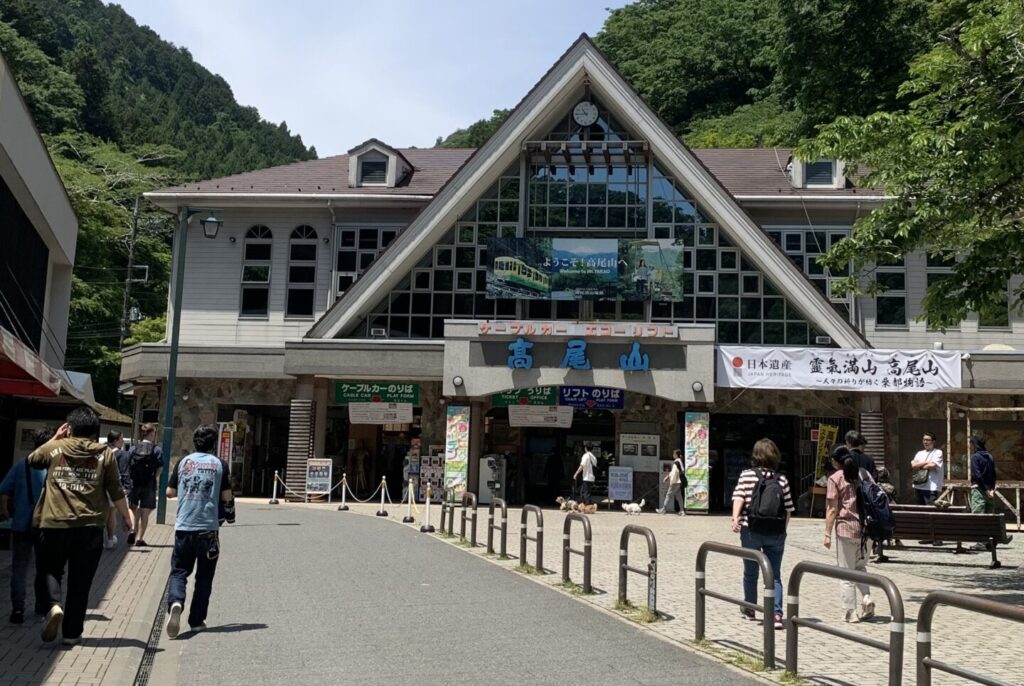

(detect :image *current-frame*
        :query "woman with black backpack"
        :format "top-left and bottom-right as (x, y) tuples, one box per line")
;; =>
(823, 445), (876, 623)
(731, 438), (795, 630)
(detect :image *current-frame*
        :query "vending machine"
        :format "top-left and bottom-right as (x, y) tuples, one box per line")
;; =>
(477, 454), (506, 505)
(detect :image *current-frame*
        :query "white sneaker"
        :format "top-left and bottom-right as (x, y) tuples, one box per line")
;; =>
(844, 609), (860, 623)
(103, 535), (117, 550)
(165, 602), (182, 639)
(861, 596), (875, 621)
(41, 606), (63, 643)
(656, 508), (665, 514)
(189, 621), (207, 633)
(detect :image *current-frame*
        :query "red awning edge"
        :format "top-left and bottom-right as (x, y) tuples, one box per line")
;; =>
(0, 325), (61, 397)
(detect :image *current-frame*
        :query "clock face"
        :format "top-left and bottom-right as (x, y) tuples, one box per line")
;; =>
(573, 101), (600, 127)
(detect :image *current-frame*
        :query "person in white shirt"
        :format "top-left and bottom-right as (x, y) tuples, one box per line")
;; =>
(911, 432), (944, 505)
(572, 444), (598, 505)
(657, 448), (687, 515)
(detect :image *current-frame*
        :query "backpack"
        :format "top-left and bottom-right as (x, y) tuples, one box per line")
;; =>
(857, 477), (895, 543)
(114, 448), (132, 491)
(747, 469), (788, 535)
(129, 441), (159, 485)
(674, 458), (688, 489)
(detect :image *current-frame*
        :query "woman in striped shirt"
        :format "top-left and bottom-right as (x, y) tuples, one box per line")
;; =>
(731, 438), (795, 630)
(824, 445), (875, 623)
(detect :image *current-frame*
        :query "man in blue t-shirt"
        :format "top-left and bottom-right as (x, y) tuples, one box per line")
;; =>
(0, 428), (51, 624)
(164, 424), (235, 638)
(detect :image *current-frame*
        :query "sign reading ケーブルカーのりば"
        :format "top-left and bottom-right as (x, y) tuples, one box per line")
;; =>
(334, 382), (420, 404)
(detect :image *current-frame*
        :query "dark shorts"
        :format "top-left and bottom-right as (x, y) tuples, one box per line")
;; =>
(129, 484), (157, 509)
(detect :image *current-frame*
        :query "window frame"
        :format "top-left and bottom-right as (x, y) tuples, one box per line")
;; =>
(286, 225), (318, 319)
(359, 159), (388, 186)
(240, 225), (273, 318)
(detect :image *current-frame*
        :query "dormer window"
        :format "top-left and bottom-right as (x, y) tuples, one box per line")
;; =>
(790, 157), (846, 190)
(804, 159), (835, 187)
(359, 158), (388, 185)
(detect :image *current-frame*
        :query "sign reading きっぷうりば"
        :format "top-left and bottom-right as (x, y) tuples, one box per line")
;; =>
(716, 347), (962, 393)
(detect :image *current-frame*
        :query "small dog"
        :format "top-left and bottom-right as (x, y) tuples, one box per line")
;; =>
(621, 498), (646, 515)
(576, 503), (598, 514)
(555, 496), (578, 512)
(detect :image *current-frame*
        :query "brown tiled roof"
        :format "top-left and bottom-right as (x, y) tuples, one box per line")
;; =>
(153, 148), (476, 196)
(154, 146), (882, 199)
(692, 148), (879, 197)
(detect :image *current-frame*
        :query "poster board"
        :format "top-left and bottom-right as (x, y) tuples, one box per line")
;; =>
(508, 404), (573, 428)
(418, 445), (445, 502)
(683, 411), (710, 511)
(607, 466), (634, 501)
(305, 458), (333, 503)
(444, 406), (471, 499)
(618, 433), (660, 472)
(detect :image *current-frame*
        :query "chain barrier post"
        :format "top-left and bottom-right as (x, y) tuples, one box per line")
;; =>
(337, 474), (349, 511)
(420, 483), (435, 533)
(376, 476), (388, 517)
(269, 470), (279, 505)
(403, 479), (415, 523)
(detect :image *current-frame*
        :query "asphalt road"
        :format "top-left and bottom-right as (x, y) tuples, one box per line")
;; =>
(148, 503), (760, 686)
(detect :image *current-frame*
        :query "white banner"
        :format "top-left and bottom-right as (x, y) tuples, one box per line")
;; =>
(349, 401), (414, 424)
(508, 404), (573, 427)
(717, 347), (962, 393)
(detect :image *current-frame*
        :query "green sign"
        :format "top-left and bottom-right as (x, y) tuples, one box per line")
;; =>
(491, 387), (557, 406)
(334, 382), (419, 404)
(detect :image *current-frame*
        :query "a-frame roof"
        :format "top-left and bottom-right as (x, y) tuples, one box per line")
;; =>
(308, 34), (868, 348)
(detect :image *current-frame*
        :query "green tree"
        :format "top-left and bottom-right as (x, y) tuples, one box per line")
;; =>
(685, 94), (802, 147)
(436, 109), (511, 148)
(0, 20), (83, 133)
(801, 0), (1024, 328)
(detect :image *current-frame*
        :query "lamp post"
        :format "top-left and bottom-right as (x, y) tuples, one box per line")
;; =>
(156, 207), (222, 525)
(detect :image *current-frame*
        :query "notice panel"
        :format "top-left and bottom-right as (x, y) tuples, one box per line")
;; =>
(348, 402), (413, 425)
(607, 466), (634, 501)
(507, 405), (574, 428)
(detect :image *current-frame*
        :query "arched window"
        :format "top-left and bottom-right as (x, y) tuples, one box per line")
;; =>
(241, 226), (272, 317)
(286, 225), (317, 317)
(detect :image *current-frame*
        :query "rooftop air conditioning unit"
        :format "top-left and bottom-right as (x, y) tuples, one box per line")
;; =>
(815, 336), (832, 345)
(370, 327), (388, 338)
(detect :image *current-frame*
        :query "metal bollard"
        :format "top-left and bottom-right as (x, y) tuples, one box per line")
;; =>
(618, 524), (658, 615)
(561, 513), (592, 594)
(519, 505), (544, 571)
(337, 474), (349, 511)
(419, 483), (435, 533)
(460, 492), (478, 546)
(487, 498), (508, 557)
(402, 478), (415, 523)
(376, 477), (388, 517)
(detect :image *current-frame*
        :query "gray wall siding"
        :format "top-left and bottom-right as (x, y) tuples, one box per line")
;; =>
(177, 206), (419, 346)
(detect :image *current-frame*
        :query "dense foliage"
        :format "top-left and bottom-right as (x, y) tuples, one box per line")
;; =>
(0, 0), (316, 404)
(802, 0), (1024, 328)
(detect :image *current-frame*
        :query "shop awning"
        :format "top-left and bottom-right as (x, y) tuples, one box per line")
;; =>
(0, 324), (61, 397)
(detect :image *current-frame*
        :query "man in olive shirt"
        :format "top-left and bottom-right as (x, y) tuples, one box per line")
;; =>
(29, 407), (134, 645)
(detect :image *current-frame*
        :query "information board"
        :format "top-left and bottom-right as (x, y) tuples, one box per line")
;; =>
(348, 402), (413, 425)
(508, 405), (573, 428)
(491, 387), (557, 406)
(305, 458), (333, 502)
(607, 466), (634, 501)
(618, 433), (660, 472)
(558, 386), (624, 409)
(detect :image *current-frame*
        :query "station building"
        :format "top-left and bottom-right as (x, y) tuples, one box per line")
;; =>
(121, 36), (1024, 516)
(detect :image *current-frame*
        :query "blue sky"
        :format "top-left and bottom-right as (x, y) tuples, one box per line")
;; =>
(112, 1), (629, 157)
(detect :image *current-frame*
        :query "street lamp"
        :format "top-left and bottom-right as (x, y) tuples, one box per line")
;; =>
(156, 207), (221, 524)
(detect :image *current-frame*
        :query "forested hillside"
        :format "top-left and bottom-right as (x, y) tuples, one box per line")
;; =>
(0, 0), (316, 405)
(437, 0), (962, 148)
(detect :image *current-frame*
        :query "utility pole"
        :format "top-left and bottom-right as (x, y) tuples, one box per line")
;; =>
(119, 195), (141, 350)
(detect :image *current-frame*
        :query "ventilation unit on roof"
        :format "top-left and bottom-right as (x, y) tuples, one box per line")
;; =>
(815, 336), (833, 345)
(370, 327), (388, 338)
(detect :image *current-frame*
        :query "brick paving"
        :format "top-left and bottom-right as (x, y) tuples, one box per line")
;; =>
(320, 500), (1024, 686)
(0, 520), (174, 686)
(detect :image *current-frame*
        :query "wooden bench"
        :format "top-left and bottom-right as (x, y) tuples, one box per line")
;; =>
(878, 510), (1013, 569)
(890, 504), (967, 513)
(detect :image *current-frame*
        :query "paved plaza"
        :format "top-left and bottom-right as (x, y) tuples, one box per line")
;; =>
(316, 499), (1024, 686)
(1, 499), (1021, 685)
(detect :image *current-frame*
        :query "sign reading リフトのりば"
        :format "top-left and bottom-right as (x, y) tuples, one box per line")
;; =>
(717, 347), (962, 393)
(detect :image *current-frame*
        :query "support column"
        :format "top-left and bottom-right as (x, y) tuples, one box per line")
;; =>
(468, 400), (484, 495)
(314, 379), (328, 459)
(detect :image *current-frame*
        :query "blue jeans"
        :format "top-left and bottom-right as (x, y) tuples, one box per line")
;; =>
(10, 529), (48, 614)
(740, 527), (786, 616)
(168, 531), (220, 627)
